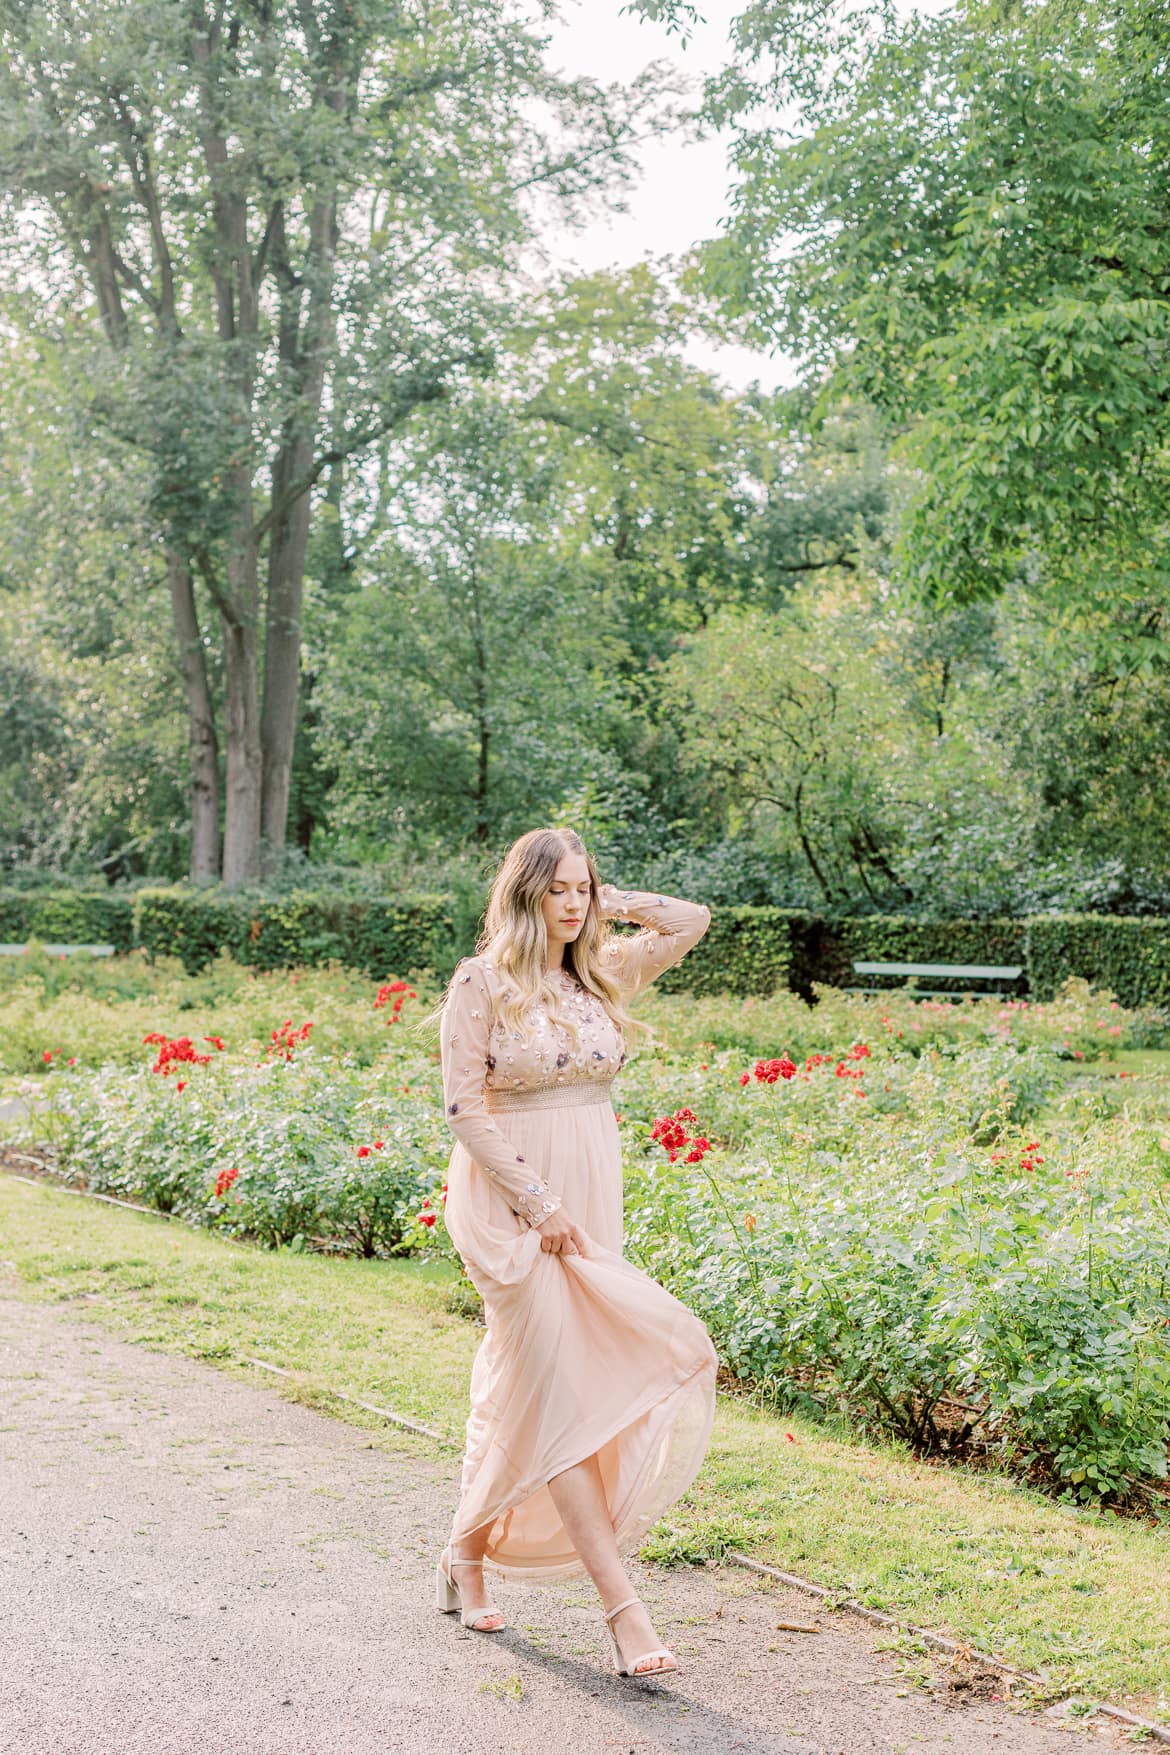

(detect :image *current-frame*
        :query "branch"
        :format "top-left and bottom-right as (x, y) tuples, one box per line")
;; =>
(252, 366), (463, 543)
(107, 89), (179, 331)
(370, 62), (478, 116)
(520, 402), (684, 461)
(774, 549), (858, 574)
(110, 241), (161, 312)
(253, 198), (288, 288)
(509, 115), (685, 198)
(193, 544), (242, 631)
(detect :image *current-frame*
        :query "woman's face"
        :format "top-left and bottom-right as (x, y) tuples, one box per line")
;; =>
(541, 853), (593, 955)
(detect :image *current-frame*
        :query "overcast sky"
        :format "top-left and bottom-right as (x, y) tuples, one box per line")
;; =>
(534, 0), (795, 395)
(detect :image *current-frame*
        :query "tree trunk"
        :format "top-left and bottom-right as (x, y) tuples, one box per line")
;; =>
(221, 609), (262, 886)
(468, 553), (491, 842)
(259, 195), (340, 876)
(259, 440), (310, 876)
(166, 548), (220, 880)
(259, 418), (323, 875)
(220, 487), (263, 887)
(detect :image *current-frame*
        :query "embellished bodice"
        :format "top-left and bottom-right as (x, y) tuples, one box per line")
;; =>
(482, 970), (627, 1098)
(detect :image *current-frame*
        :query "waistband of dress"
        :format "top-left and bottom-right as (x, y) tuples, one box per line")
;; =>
(485, 1080), (614, 1113)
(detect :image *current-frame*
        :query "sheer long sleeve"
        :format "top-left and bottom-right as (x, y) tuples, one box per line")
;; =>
(598, 884), (712, 998)
(440, 957), (563, 1227)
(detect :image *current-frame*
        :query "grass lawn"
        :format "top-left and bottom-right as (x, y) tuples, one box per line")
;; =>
(3, 1169), (1168, 1720)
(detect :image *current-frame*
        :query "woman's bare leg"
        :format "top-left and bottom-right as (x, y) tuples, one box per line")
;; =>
(447, 1516), (504, 1628)
(546, 1453), (674, 1673)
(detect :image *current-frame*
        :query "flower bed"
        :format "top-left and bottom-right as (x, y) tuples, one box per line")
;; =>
(9, 955), (1169, 1506)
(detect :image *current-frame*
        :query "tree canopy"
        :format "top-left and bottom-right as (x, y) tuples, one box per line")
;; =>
(641, 0), (1170, 664)
(3, 0), (1168, 913)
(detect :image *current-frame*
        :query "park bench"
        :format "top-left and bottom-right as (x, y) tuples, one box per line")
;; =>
(0, 942), (116, 957)
(848, 960), (1024, 999)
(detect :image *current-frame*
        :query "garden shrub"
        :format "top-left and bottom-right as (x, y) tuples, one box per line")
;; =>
(0, 888), (134, 952)
(10, 953), (1170, 1505)
(623, 1072), (1170, 1502)
(53, 1047), (444, 1258)
(8, 883), (1170, 1011)
(132, 886), (459, 980)
(1027, 913), (1170, 1007)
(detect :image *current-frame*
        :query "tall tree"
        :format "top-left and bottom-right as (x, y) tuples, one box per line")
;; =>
(0, 0), (680, 882)
(638, 0), (1170, 662)
(316, 391), (602, 852)
(313, 268), (771, 854)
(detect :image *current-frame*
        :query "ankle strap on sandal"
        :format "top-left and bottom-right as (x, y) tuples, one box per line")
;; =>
(603, 1594), (641, 1623)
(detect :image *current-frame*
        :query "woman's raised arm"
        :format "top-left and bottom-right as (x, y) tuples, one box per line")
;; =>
(597, 883), (712, 999)
(440, 958), (562, 1227)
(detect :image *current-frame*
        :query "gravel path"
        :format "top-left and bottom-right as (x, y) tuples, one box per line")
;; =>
(0, 1287), (1121, 1755)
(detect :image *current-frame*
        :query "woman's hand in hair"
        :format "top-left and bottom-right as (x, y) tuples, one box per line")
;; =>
(533, 1207), (587, 1256)
(596, 882), (626, 920)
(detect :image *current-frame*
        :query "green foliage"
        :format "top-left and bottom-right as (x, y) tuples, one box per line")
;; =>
(57, 1050), (441, 1257)
(806, 916), (1029, 994)
(132, 887), (458, 980)
(650, 903), (797, 997)
(11, 887), (1170, 1011)
(0, 946), (439, 1075)
(639, 1514), (764, 1566)
(0, 337), (190, 880)
(813, 916), (1170, 1009)
(0, 888), (134, 951)
(1027, 916), (1170, 1008)
(128, 884), (796, 995)
(11, 953), (1169, 1503)
(314, 273), (772, 857)
(657, 589), (1044, 912)
(623, 1051), (1170, 1503)
(0, 0), (686, 880)
(683, 0), (1170, 643)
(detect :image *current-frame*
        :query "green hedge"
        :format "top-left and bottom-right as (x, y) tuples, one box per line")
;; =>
(0, 889), (135, 952)
(805, 916), (1029, 995)
(805, 912), (1170, 1008)
(6, 885), (1170, 1007)
(132, 888), (459, 980)
(1026, 913), (1170, 1008)
(131, 887), (795, 993)
(653, 904), (798, 997)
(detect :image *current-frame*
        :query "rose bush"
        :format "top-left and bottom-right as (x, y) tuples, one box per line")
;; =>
(53, 1036), (447, 1257)
(623, 1074), (1170, 1503)
(7, 953), (1168, 1503)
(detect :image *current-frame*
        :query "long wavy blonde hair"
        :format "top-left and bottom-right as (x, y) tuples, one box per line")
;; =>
(426, 827), (653, 1051)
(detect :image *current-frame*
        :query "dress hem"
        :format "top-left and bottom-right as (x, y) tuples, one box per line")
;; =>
(450, 1349), (717, 1583)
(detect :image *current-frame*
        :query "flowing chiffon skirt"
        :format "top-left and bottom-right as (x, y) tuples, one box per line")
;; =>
(442, 1088), (718, 1581)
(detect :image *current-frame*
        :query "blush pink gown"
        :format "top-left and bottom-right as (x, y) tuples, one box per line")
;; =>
(439, 883), (718, 1581)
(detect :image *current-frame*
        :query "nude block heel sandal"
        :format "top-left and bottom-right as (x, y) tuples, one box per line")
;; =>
(602, 1595), (678, 1677)
(435, 1548), (506, 1632)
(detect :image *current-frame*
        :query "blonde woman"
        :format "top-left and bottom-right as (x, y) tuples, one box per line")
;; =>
(432, 827), (718, 1679)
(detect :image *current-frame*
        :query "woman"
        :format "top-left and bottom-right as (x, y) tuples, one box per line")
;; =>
(432, 827), (718, 1679)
